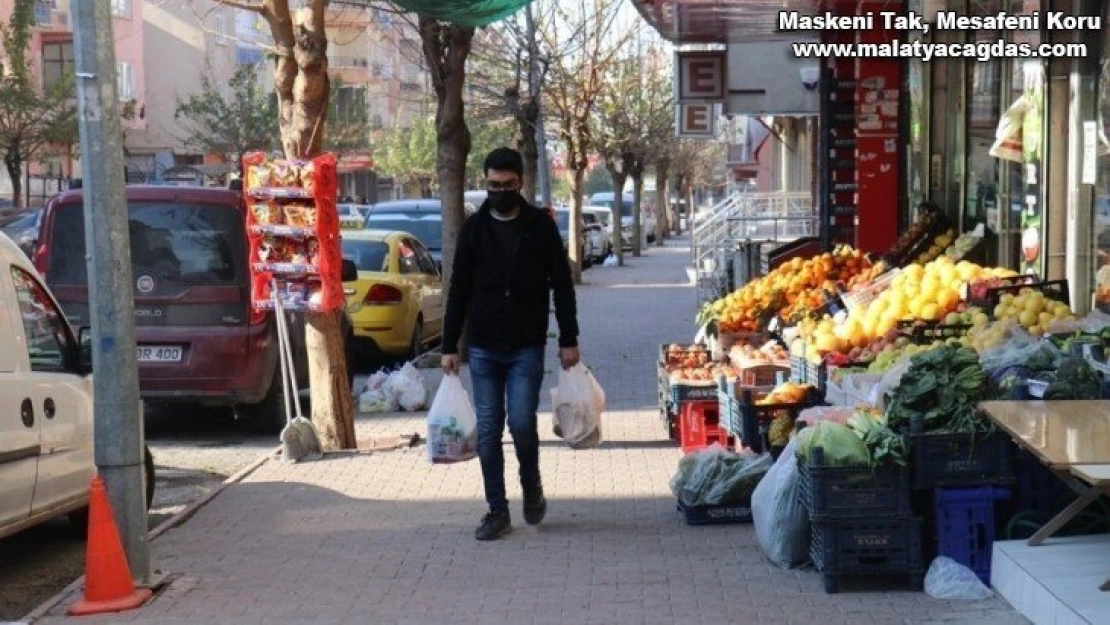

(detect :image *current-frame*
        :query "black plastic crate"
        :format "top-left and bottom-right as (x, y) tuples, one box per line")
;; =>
(670, 382), (720, 404)
(910, 429), (1014, 490)
(810, 517), (925, 594)
(676, 499), (753, 525)
(730, 388), (817, 454)
(897, 320), (973, 344)
(979, 279), (1071, 311)
(800, 449), (912, 521)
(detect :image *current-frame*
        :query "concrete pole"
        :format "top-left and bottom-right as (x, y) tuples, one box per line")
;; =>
(526, 5), (552, 207)
(71, 0), (151, 583)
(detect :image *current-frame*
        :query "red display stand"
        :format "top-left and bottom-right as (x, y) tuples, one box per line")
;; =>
(241, 151), (345, 313)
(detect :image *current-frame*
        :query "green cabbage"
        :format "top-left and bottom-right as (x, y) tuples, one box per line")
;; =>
(797, 421), (870, 466)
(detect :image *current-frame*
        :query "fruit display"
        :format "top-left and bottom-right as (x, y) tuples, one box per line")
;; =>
(756, 382), (815, 405)
(965, 275), (1031, 305)
(663, 343), (712, 368)
(698, 246), (873, 333)
(727, 342), (790, 367)
(944, 230), (983, 261)
(911, 228), (955, 265)
(844, 259), (891, 291)
(795, 258), (1016, 359)
(886, 209), (945, 264)
(669, 363), (736, 385)
(989, 288), (1075, 337)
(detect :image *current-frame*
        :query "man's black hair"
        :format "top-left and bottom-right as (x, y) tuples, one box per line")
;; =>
(484, 147), (524, 177)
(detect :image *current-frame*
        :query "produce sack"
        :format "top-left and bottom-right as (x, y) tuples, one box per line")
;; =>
(924, 557), (993, 600)
(751, 438), (810, 569)
(425, 375), (478, 464)
(550, 363), (604, 449)
(989, 96), (1026, 163)
(669, 444), (772, 506)
(386, 362), (428, 412)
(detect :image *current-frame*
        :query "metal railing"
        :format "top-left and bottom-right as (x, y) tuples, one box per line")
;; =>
(691, 191), (815, 307)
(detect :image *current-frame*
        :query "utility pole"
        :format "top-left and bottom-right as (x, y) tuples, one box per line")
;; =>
(526, 4), (552, 207)
(71, 0), (151, 584)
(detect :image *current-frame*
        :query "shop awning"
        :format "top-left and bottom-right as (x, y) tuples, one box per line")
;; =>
(631, 0), (843, 44)
(337, 154), (375, 173)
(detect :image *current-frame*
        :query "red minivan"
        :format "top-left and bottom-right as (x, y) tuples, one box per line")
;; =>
(34, 185), (353, 431)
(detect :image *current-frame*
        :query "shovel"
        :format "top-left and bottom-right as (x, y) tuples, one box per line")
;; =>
(274, 281), (322, 462)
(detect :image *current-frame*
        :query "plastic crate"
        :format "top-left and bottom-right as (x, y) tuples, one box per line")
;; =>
(800, 449), (912, 521)
(729, 389), (816, 454)
(840, 269), (899, 314)
(789, 355), (827, 394)
(1007, 449), (1071, 519)
(734, 364), (790, 388)
(963, 275), (1037, 308)
(935, 486), (1012, 585)
(979, 279), (1071, 311)
(676, 499), (753, 525)
(897, 320), (973, 344)
(909, 427), (1014, 490)
(810, 517), (925, 594)
(678, 400), (728, 454)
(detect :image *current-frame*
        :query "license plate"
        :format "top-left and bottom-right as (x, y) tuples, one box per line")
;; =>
(137, 345), (182, 363)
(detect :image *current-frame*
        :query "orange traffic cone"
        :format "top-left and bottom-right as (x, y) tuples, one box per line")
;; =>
(68, 475), (152, 616)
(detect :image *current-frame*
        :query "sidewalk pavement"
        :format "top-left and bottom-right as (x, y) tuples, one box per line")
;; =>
(32, 237), (1025, 624)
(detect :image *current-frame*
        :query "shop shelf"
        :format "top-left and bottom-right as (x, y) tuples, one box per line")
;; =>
(935, 486), (1011, 586)
(800, 449), (912, 521)
(810, 517), (924, 594)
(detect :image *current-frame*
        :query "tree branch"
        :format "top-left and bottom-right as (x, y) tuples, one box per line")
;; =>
(215, 0), (267, 15)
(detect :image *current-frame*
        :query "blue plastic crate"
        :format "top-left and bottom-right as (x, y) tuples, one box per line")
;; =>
(935, 486), (1012, 586)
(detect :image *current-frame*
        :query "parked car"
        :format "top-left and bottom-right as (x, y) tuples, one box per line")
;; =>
(367, 199), (442, 217)
(364, 212), (444, 266)
(0, 233), (153, 539)
(552, 207), (591, 269)
(336, 203), (369, 229)
(34, 185), (355, 432)
(341, 230), (443, 362)
(580, 208), (611, 263)
(589, 191), (656, 243)
(0, 208), (42, 257)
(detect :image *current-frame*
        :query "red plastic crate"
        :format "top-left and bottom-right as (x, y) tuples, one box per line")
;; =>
(679, 400), (728, 454)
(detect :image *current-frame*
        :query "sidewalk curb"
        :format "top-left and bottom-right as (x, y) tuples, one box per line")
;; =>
(20, 449), (276, 623)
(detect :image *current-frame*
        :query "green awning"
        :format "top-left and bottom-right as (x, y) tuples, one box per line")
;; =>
(389, 0), (534, 27)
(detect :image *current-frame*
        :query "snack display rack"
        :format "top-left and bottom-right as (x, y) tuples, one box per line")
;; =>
(242, 152), (345, 313)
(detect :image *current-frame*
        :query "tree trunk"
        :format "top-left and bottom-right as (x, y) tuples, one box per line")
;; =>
(567, 166), (585, 284)
(655, 158), (671, 243)
(263, 2), (352, 451)
(685, 181), (695, 234)
(606, 166), (627, 266)
(516, 99), (539, 202)
(4, 154), (21, 210)
(674, 172), (686, 236)
(420, 18), (474, 354)
(631, 172), (644, 257)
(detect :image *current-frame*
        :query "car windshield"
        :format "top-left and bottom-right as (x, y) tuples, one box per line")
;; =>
(365, 217), (441, 250)
(341, 239), (389, 272)
(48, 202), (245, 286)
(1, 210), (40, 230)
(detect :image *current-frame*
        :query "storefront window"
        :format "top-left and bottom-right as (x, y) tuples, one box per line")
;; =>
(964, 1), (1005, 265)
(905, 0), (929, 215)
(1094, 6), (1110, 311)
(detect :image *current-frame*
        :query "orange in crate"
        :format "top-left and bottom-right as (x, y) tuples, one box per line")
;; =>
(679, 400), (729, 454)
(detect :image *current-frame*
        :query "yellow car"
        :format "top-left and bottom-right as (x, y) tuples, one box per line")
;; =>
(341, 230), (443, 362)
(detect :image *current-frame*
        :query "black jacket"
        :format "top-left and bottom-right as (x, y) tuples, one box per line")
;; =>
(442, 202), (578, 354)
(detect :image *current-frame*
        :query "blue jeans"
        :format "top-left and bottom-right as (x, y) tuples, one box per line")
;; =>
(468, 345), (545, 512)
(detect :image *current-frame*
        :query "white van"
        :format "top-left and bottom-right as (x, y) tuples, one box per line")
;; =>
(0, 232), (152, 538)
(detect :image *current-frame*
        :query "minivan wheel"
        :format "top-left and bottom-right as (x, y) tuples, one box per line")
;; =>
(68, 445), (156, 534)
(241, 366), (287, 434)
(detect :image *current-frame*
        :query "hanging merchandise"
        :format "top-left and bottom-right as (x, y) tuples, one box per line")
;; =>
(388, 0), (533, 27)
(242, 152), (345, 313)
(1021, 62), (1045, 163)
(988, 96), (1027, 163)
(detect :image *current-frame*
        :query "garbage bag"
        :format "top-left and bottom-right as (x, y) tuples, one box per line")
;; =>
(669, 444), (769, 506)
(751, 437), (810, 569)
(924, 556), (993, 600)
(550, 363), (603, 449)
(602, 254), (618, 267)
(386, 362), (428, 411)
(425, 375), (478, 464)
(358, 387), (397, 413)
(360, 370), (389, 395)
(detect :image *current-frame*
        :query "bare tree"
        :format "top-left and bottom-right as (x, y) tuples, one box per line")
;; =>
(539, 0), (633, 283)
(216, 0), (354, 450)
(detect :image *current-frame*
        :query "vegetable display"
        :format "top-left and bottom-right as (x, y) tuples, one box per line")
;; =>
(884, 345), (992, 436)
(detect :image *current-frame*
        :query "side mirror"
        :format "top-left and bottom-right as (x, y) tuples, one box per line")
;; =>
(77, 326), (93, 374)
(341, 258), (358, 282)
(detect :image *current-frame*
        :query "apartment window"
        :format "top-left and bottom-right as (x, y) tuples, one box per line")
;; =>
(117, 62), (134, 101)
(111, 0), (131, 18)
(41, 40), (74, 91)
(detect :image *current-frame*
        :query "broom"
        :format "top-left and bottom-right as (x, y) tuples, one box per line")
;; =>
(274, 281), (322, 462)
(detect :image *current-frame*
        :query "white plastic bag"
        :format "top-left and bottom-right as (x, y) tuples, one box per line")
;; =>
(751, 438), (810, 569)
(358, 387), (397, 413)
(386, 362), (428, 411)
(602, 254), (618, 267)
(924, 556), (993, 600)
(989, 96), (1027, 163)
(360, 370), (389, 395)
(550, 363), (604, 449)
(425, 375), (478, 464)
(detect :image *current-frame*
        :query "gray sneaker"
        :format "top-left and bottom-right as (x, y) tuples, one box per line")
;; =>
(475, 509), (511, 541)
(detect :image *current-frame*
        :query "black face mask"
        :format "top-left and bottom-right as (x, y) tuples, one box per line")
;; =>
(488, 190), (521, 214)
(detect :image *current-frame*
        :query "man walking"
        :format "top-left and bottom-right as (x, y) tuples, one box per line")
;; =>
(441, 147), (580, 541)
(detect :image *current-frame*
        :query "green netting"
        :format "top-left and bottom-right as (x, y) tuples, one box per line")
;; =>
(389, 0), (534, 27)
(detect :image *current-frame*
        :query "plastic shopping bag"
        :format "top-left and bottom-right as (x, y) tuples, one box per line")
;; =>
(425, 375), (478, 464)
(550, 363), (604, 449)
(924, 557), (993, 600)
(989, 95), (1027, 163)
(751, 438), (810, 569)
(386, 362), (428, 411)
